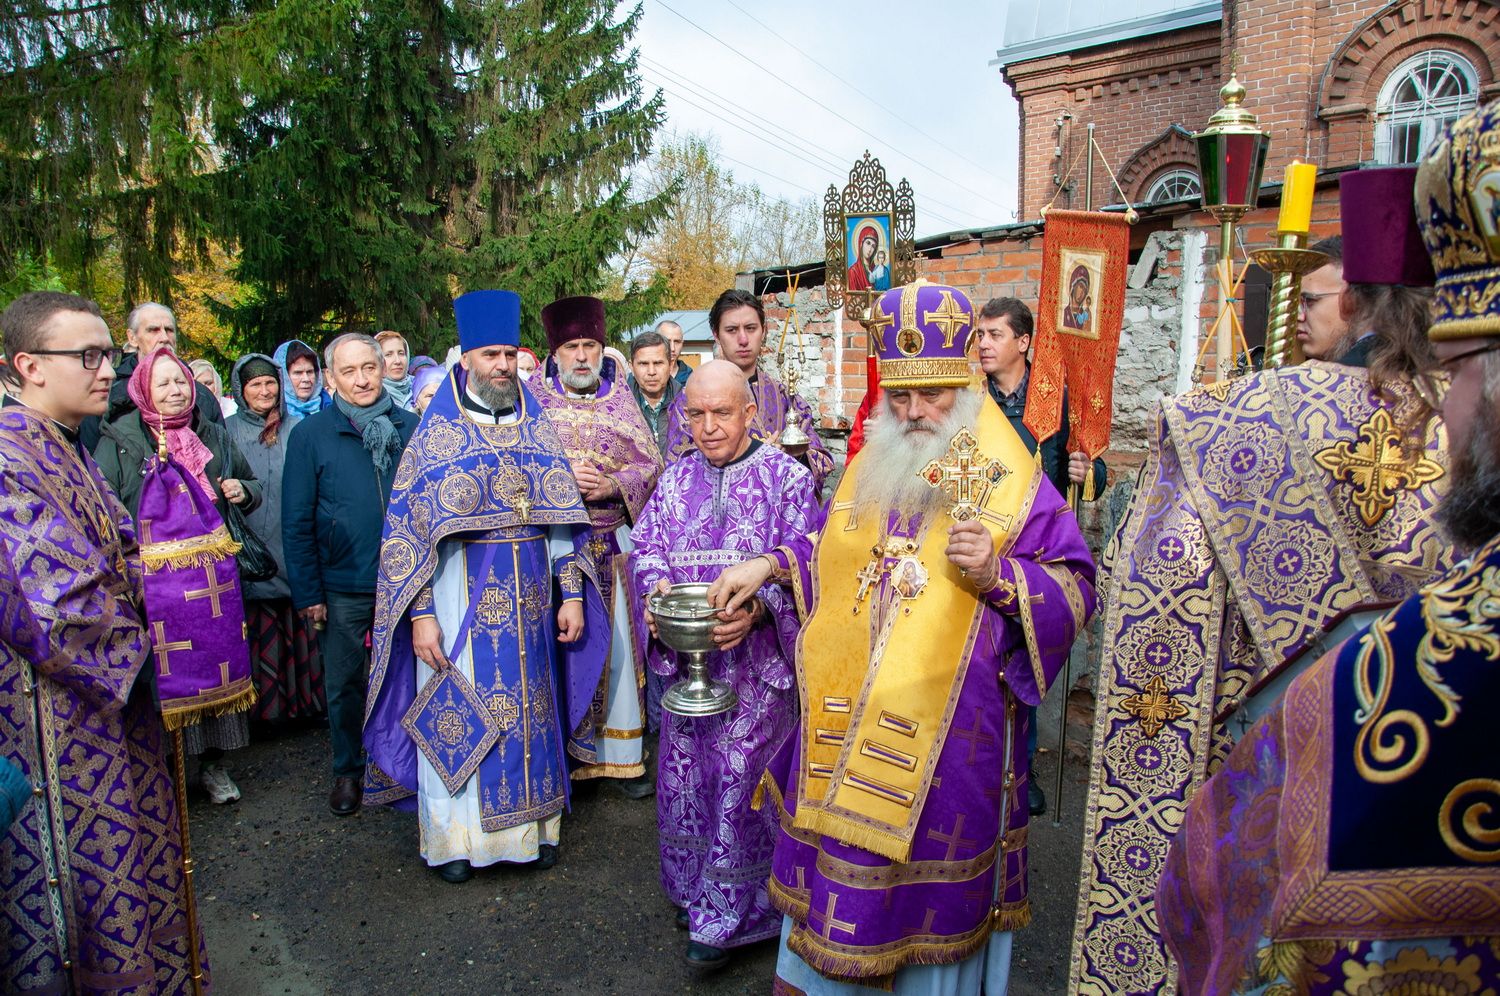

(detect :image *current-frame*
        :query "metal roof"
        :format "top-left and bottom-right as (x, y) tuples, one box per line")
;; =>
(994, 0), (1221, 68)
(622, 310), (714, 343)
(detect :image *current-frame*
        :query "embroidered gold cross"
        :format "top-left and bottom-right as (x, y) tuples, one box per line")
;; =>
(184, 565), (235, 619)
(1122, 674), (1189, 738)
(808, 894), (857, 940)
(920, 427), (1007, 522)
(150, 621), (191, 677)
(924, 289), (971, 347)
(1313, 408), (1444, 527)
(927, 813), (978, 860)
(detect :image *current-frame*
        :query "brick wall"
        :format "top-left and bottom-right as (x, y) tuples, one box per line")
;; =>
(1000, 0), (1500, 221)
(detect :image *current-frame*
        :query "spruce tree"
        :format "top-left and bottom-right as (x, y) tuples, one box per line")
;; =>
(0, 1), (347, 323)
(216, 0), (670, 354)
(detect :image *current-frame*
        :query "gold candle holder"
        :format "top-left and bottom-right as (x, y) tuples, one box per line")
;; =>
(1250, 232), (1329, 369)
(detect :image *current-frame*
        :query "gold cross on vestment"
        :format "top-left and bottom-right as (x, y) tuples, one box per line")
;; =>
(1313, 408), (1445, 527)
(1122, 674), (1190, 738)
(184, 564), (235, 619)
(920, 428), (1007, 522)
(950, 706), (995, 764)
(902, 908), (938, 937)
(927, 813), (979, 860)
(150, 621), (192, 677)
(808, 894), (857, 941)
(924, 290), (971, 348)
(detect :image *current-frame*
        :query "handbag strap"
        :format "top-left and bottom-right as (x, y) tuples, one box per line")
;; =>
(445, 541), (504, 662)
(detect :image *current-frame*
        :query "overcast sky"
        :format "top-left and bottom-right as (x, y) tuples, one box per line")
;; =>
(632, 0), (1021, 237)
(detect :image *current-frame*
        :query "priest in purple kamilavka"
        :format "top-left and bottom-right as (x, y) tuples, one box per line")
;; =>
(713, 282), (1098, 993)
(0, 291), (205, 992)
(631, 360), (821, 971)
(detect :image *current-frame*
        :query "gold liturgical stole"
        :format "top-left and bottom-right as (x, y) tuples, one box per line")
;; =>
(793, 396), (1039, 861)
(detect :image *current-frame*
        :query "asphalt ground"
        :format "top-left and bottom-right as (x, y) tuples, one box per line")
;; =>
(193, 724), (1087, 995)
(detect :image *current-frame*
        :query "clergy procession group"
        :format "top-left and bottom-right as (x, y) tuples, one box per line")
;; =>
(5, 99), (1500, 996)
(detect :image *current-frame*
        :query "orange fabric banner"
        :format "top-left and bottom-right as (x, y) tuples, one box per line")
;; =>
(1022, 210), (1129, 458)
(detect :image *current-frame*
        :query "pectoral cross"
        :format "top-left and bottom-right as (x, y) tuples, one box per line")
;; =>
(184, 564), (235, 619)
(150, 621), (192, 677)
(854, 558), (883, 603)
(920, 428), (1006, 522)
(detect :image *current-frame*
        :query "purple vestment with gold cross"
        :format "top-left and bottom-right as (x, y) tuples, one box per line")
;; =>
(629, 442), (821, 949)
(1073, 363), (1454, 994)
(1159, 534), (1500, 993)
(761, 407), (1097, 984)
(0, 405), (203, 992)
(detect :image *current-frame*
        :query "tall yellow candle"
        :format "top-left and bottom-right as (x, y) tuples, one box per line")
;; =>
(1278, 160), (1318, 234)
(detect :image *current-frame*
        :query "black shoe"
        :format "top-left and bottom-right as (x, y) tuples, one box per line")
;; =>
(437, 860), (473, 884)
(612, 772), (656, 800)
(1029, 780), (1046, 817)
(329, 776), (362, 817)
(684, 941), (730, 971)
(532, 844), (559, 870)
(675, 907), (689, 930)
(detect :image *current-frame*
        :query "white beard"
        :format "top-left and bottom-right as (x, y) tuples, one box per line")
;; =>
(852, 389), (983, 522)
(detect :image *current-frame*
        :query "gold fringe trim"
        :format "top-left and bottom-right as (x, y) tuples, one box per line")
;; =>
(568, 761), (646, 781)
(791, 805), (914, 864)
(784, 913), (994, 982)
(141, 526), (242, 572)
(160, 681), (258, 731)
(992, 901), (1031, 932)
(751, 776), (767, 812)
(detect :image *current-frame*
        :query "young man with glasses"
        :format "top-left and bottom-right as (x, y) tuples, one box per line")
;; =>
(0, 291), (208, 990)
(1296, 236), (1355, 362)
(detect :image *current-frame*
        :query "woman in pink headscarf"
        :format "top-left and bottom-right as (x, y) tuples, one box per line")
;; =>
(94, 348), (263, 803)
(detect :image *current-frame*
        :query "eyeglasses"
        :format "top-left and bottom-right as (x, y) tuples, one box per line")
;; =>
(28, 347), (124, 370)
(1412, 341), (1500, 408)
(1298, 291), (1340, 313)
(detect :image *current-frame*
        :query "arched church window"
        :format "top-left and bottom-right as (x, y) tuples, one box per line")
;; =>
(1144, 169), (1202, 204)
(1375, 50), (1479, 164)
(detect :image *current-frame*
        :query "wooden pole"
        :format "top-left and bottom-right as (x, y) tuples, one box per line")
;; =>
(171, 730), (206, 996)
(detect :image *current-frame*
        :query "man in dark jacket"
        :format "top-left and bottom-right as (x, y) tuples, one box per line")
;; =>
(627, 330), (680, 454)
(78, 302), (221, 451)
(283, 333), (417, 816)
(976, 296), (1106, 818)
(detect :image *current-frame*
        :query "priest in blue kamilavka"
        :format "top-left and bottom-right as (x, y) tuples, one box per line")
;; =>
(530, 295), (662, 796)
(363, 289), (609, 884)
(1157, 101), (1500, 994)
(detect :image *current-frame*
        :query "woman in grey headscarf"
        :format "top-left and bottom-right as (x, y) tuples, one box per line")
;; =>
(227, 354), (327, 724)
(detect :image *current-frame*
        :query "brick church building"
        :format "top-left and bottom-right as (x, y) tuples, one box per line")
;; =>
(735, 0), (1500, 748)
(1000, 0), (1500, 220)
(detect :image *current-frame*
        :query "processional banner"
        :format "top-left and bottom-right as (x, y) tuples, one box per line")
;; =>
(1023, 209), (1129, 470)
(138, 452), (255, 729)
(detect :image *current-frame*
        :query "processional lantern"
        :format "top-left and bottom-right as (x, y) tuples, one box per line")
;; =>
(1193, 72), (1270, 380)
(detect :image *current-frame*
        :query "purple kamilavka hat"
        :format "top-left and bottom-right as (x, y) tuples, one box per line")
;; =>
(1340, 166), (1436, 287)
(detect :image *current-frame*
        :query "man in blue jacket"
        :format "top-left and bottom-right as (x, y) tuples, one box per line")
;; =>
(283, 333), (418, 816)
